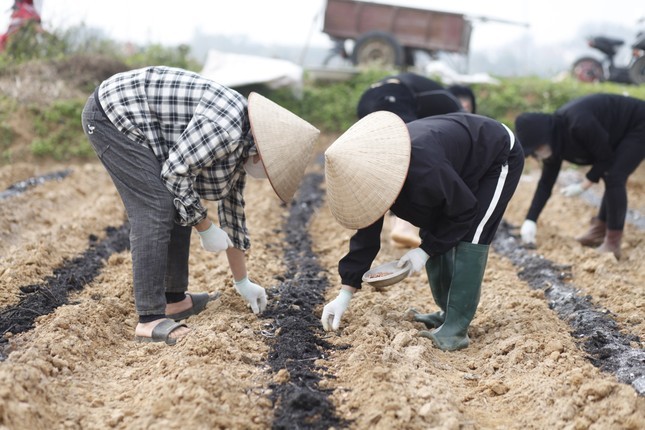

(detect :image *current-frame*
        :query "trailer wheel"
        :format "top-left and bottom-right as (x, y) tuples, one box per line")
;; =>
(352, 31), (404, 68)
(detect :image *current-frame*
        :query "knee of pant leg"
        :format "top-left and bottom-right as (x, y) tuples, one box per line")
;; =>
(136, 186), (177, 226)
(602, 171), (628, 189)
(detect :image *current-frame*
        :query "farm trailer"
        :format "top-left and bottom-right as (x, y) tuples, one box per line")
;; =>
(322, 0), (472, 68)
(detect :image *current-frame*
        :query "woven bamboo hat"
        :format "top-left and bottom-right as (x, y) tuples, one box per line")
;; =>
(248, 92), (320, 203)
(324, 111), (411, 229)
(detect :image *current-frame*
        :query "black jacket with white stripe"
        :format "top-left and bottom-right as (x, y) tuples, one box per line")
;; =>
(339, 113), (523, 288)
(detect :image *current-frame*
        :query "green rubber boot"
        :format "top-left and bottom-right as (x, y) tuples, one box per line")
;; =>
(412, 248), (455, 329)
(420, 242), (489, 351)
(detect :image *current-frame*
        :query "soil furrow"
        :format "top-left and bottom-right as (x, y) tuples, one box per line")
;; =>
(264, 171), (350, 429)
(493, 221), (645, 395)
(0, 169), (72, 200)
(0, 223), (129, 360)
(558, 169), (645, 230)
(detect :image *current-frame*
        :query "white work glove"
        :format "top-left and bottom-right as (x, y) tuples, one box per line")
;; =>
(234, 276), (267, 314)
(198, 224), (234, 252)
(521, 220), (537, 244)
(321, 289), (353, 331)
(397, 247), (430, 273)
(560, 183), (585, 197)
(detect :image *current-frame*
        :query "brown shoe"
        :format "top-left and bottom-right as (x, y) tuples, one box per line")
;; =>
(576, 217), (606, 247)
(596, 229), (622, 260)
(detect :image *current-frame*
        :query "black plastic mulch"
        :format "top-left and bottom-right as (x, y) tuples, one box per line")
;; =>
(0, 223), (130, 360)
(262, 171), (351, 430)
(493, 221), (645, 396)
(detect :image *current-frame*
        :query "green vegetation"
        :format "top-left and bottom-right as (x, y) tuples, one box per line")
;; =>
(0, 23), (202, 162)
(265, 69), (393, 133)
(473, 77), (645, 128)
(0, 23), (202, 73)
(1, 26), (644, 164)
(268, 72), (645, 133)
(29, 99), (91, 160)
(0, 22), (65, 67)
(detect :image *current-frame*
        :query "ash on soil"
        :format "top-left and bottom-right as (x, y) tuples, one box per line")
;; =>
(493, 221), (645, 395)
(0, 224), (130, 360)
(263, 172), (350, 430)
(0, 169), (72, 200)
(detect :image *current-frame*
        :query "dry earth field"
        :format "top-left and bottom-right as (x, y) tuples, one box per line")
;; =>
(0, 60), (643, 429)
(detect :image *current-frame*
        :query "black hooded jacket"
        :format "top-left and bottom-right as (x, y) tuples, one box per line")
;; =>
(356, 73), (464, 122)
(526, 93), (645, 222)
(339, 113), (520, 288)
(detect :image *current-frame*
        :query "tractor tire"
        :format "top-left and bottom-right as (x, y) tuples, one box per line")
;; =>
(351, 31), (404, 68)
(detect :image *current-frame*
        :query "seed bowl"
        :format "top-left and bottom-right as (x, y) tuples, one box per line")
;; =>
(362, 260), (411, 288)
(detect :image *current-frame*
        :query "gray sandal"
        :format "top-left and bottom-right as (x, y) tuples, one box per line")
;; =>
(167, 292), (218, 321)
(134, 319), (188, 345)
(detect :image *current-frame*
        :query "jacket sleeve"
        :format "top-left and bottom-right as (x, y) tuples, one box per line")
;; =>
(571, 121), (613, 183)
(339, 217), (384, 289)
(217, 174), (250, 251)
(526, 158), (562, 222)
(161, 115), (233, 226)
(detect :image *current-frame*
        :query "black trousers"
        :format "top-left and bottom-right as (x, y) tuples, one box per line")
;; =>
(461, 132), (524, 245)
(597, 129), (645, 230)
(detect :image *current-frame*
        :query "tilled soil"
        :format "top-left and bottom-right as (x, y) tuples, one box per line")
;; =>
(0, 138), (643, 429)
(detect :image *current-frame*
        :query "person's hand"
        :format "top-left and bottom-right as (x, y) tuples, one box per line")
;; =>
(198, 224), (234, 252)
(321, 289), (353, 331)
(560, 183), (585, 197)
(521, 220), (537, 244)
(398, 248), (429, 273)
(234, 276), (267, 314)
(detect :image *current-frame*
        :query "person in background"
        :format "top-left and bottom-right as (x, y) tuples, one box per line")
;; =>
(82, 66), (319, 345)
(0, 0), (42, 51)
(515, 93), (645, 260)
(321, 111), (523, 351)
(447, 84), (477, 115)
(356, 72), (478, 249)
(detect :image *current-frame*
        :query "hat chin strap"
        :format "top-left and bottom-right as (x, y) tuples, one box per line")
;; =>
(243, 156), (268, 179)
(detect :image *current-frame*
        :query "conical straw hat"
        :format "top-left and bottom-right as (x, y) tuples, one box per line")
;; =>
(248, 92), (320, 203)
(324, 111), (410, 229)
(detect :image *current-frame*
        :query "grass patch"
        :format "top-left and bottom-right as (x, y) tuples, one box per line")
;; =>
(29, 99), (93, 160)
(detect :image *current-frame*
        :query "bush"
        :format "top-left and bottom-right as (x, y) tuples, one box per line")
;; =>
(29, 99), (93, 160)
(0, 24), (202, 73)
(266, 72), (645, 133)
(3, 50), (645, 166)
(0, 21), (67, 67)
(474, 76), (645, 129)
(263, 68), (393, 132)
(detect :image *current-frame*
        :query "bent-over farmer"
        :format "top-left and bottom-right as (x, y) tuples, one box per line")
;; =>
(356, 72), (478, 250)
(515, 93), (645, 259)
(321, 111), (523, 351)
(82, 66), (319, 345)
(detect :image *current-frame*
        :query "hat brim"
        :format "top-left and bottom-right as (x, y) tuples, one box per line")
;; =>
(325, 111), (411, 229)
(248, 92), (320, 203)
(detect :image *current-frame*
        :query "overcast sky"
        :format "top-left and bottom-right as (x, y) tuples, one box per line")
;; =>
(1, 0), (644, 52)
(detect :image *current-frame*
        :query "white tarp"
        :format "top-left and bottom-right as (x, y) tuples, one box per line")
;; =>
(423, 61), (500, 85)
(200, 50), (303, 94)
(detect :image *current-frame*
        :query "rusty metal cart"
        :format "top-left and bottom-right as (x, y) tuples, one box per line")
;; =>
(322, 0), (472, 67)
